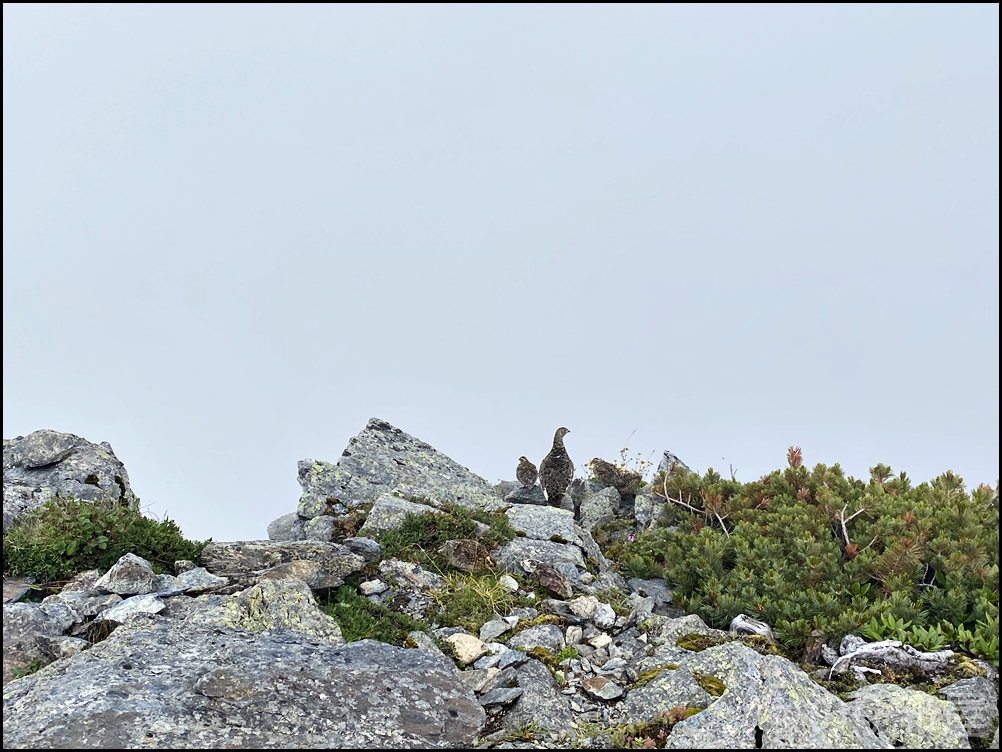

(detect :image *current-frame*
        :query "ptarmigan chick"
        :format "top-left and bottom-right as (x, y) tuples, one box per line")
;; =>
(516, 456), (538, 488)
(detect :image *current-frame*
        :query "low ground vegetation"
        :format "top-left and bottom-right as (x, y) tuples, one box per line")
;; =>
(3, 493), (208, 582)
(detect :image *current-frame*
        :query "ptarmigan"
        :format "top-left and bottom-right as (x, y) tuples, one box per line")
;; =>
(539, 427), (573, 506)
(516, 456), (538, 488)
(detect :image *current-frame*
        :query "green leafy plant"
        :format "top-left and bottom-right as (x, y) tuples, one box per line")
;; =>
(3, 493), (208, 582)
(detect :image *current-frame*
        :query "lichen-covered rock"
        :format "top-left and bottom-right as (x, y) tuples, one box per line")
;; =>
(504, 484), (548, 506)
(266, 511), (304, 541)
(577, 486), (620, 532)
(303, 514), (337, 541)
(505, 504), (588, 548)
(3, 430), (136, 531)
(378, 559), (446, 592)
(507, 624), (565, 654)
(94, 553), (156, 596)
(168, 578), (344, 643)
(501, 658), (575, 738)
(624, 665), (714, 720)
(297, 418), (501, 516)
(358, 494), (442, 536)
(847, 683), (971, 749)
(177, 567), (228, 594)
(633, 492), (665, 529)
(98, 593), (165, 623)
(494, 538), (586, 577)
(2, 602), (66, 685)
(200, 540), (365, 590)
(662, 642), (887, 749)
(2, 616), (485, 749)
(643, 613), (727, 648)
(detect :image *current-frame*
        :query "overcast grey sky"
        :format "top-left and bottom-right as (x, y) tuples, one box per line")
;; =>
(4, 5), (998, 543)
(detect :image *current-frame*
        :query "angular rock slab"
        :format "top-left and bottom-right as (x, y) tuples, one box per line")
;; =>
(3, 430), (137, 531)
(938, 676), (998, 740)
(200, 540), (365, 589)
(297, 418), (502, 513)
(94, 553), (156, 596)
(501, 658), (575, 738)
(357, 494), (442, 536)
(847, 683), (970, 749)
(2, 618), (486, 749)
(662, 642), (888, 749)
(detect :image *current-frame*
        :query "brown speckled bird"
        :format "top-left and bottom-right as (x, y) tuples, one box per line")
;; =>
(516, 456), (538, 488)
(539, 427), (573, 505)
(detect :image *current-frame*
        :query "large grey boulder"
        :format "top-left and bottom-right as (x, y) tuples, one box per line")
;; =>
(200, 540), (365, 590)
(660, 641), (888, 749)
(847, 683), (971, 749)
(296, 418), (502, 517)
(3, 430), (137, 531)
(2, 614), (486, 748)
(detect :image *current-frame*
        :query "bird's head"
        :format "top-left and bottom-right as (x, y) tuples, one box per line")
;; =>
(554, 427), (570, 441)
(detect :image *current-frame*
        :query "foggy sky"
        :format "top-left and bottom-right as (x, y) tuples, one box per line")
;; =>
(3, 4), (998, 543)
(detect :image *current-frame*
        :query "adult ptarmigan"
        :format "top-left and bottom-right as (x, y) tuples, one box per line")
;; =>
(516, 456), (538, 488)
(538, 427), (573, 506)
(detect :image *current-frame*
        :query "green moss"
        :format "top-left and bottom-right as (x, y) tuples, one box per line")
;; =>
(676, 633), (725, 652)
(631, 664), (679, 689)
(527, 645), (558, 669)
(691, 672), (726, 697)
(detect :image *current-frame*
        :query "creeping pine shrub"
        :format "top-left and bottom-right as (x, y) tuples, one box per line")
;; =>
(614, 451), (999, 665)
(3, 493), (209, 582)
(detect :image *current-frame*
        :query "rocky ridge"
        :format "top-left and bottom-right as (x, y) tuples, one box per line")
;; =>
(3, 421), (999, 749)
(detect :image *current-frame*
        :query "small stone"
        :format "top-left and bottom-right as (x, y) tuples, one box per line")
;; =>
(177, 567), (228, 595)
(592, 603), (616, 629)
(569, 595), (599, 619)
(566, 625), (583, 645)
(405, 631), (446, 656)
(479, 686), (524, 706)
(343, 537), (382, 563)
(358, 579), (388, 596)
(499, 575), (519, 592)
(94, 553), (156, 596)
(589, 633), (612, 649)
(98, 593), (165, 623)
(582, 675), (623, 700)
(479, 619), (512, 644)
(447, 633), (489, 665)
(457, 667), (500, 694)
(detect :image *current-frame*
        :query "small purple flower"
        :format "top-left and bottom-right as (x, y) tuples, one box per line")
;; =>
(627, 533), (635, 543)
